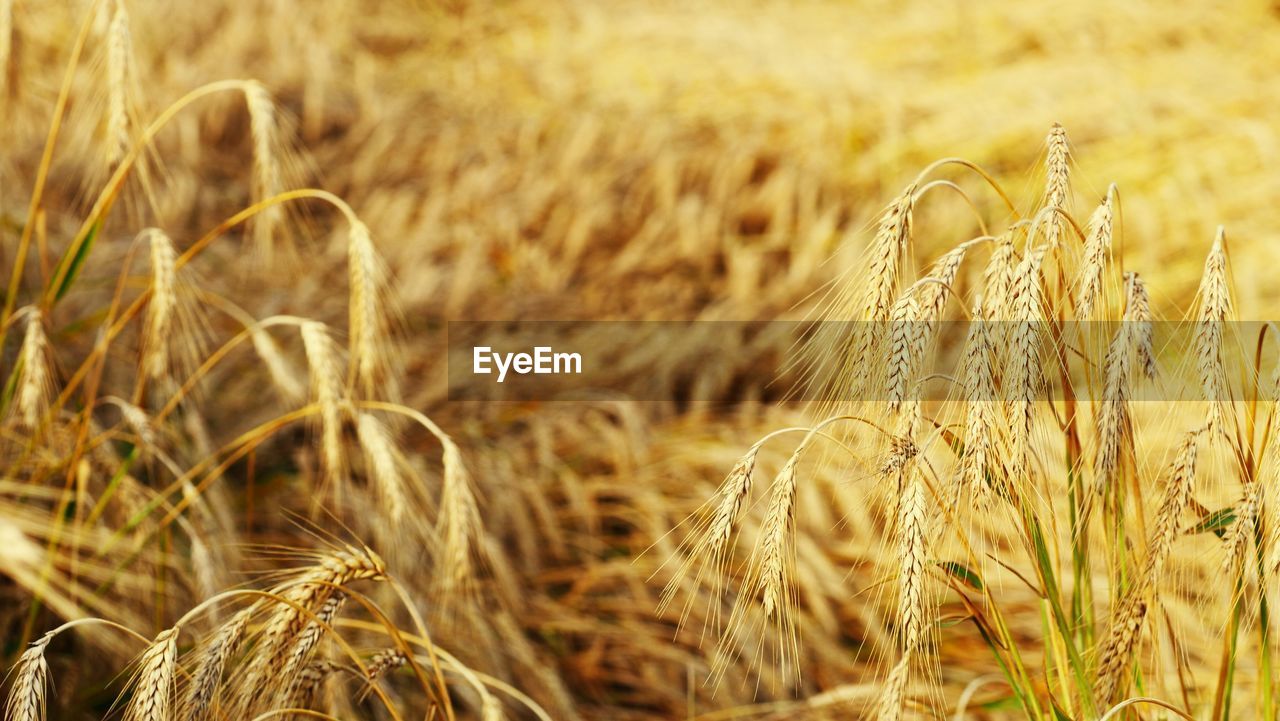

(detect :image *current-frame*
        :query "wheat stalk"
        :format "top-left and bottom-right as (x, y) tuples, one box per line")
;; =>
(250, 326), (306, 402)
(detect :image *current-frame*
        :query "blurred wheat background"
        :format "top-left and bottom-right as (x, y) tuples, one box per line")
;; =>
(3, 1), (1280, 719)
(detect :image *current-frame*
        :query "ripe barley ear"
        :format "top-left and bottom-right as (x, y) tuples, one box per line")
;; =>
(1095, 431), (1199, 702)
(1195, 227), (1231, 431)
(347, 219), (396, 399)
(244, 80), (284, 260)
(105, 0), (132, 167)
(141, 229), (177, 380)
(1043, 122), (1071, 245)
(758, 451), (800, 619)
(438, 439), (483, 595)
(123, 626), (180, 721)
(1075, 189), (1114, 319)
(300, 321), (347, 486)
(4, 636), (51, 721)
(11, 307), (52, 428)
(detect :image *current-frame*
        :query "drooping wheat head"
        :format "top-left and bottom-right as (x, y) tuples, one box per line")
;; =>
(10, 306), (52, 429)
(122, 626), (180, 721)
(3, 636), (50, 721)
(1095, 430), (1200, 703)
(300, 321), (347, 487)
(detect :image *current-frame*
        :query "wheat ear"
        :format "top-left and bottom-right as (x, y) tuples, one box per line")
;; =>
(4, 635), (51, 721)
(758, 450), (801, 619)
(1093, 275), (1145, 495)
(12, 307), (51, 428)
(849, 185), (916, 395)
(183, 606), (253, 721)
(300, 321), (347, 486)
(232, 548), (384, 715)
(885, 246), (967, 412)
(438, 439), (483, 594)
(1005, 246), (1048, 480)
(140, 228), (177, 379)
(1196, 227), (1231, 432)
(875, 463), (928, 721)
(105, 0), (131, 167)
(244, 80), (284, 260)
(347, 219), (395, 399)
(123, 626), (180, 721)
(356, 412), (412, 529)
(1095, 431), (1199, 702)
(1043, 123), (1070, 245)
(1075, 189), (1114, 319)
(884, 292), (923, 413)
(958, 301), (997, 506)
(1127, 272), (1157, 380)
(250, 326), (306, 403)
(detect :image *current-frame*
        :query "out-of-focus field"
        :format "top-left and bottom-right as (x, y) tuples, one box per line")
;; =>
(3, 1), (1280, 719)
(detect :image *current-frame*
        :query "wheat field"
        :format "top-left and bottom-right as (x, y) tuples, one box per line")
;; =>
(3, 1), (1280, 720)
